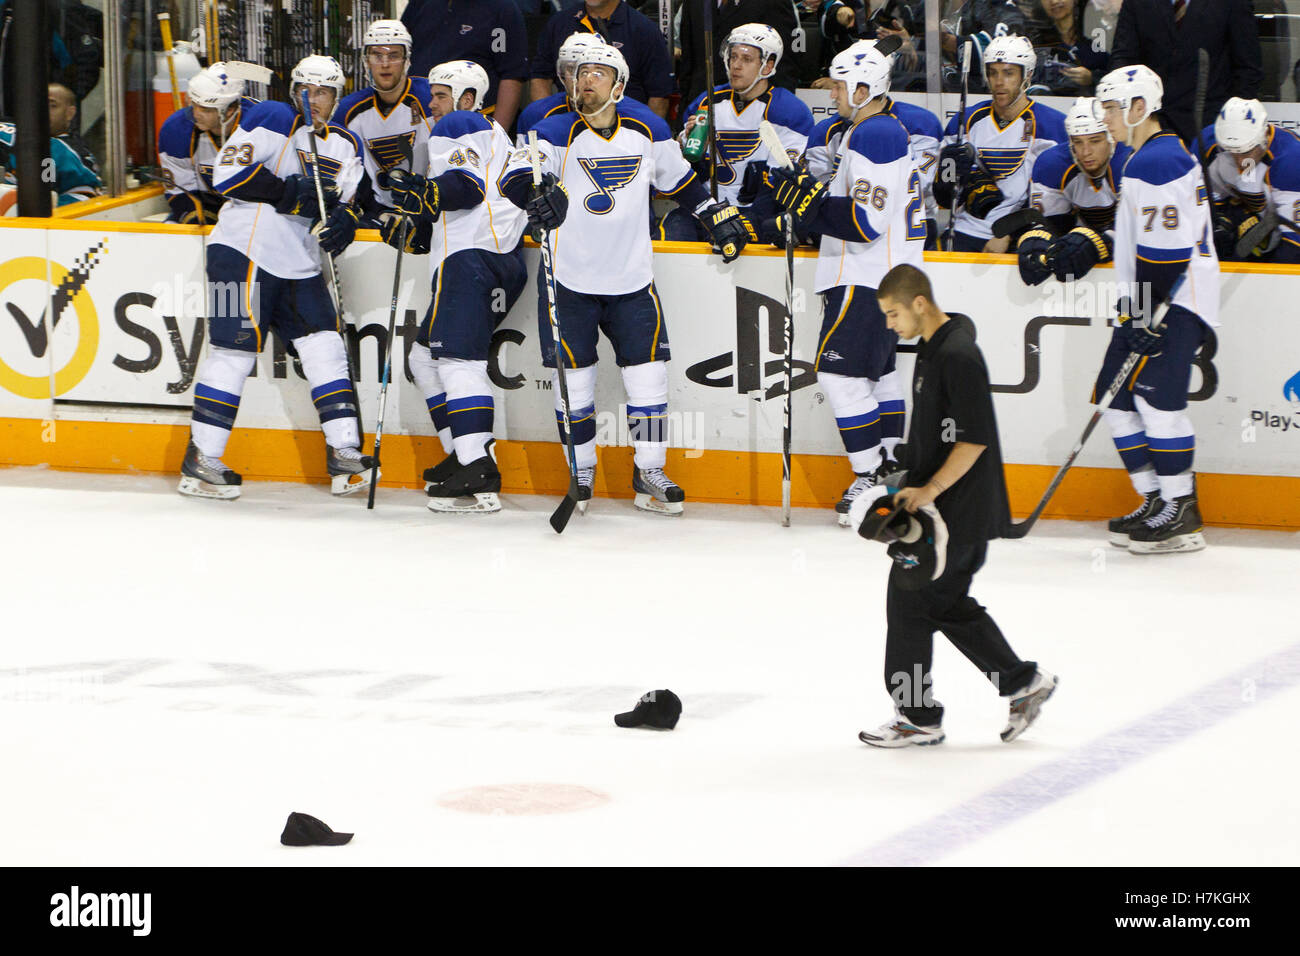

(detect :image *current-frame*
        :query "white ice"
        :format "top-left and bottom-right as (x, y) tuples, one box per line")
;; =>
(1, 466), (1297, 866)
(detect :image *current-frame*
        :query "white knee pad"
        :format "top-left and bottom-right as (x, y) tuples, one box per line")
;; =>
(818, 371), (875, 416)
(1134, 396), (1193, 441)
(869, 370), (901, 405)
(620, 360), (668, 407)
(293, 330), (350, 388)
(439, 357), (491, 398)
(555, 364), (598, 414)
(198, 346), (256, 396)
(408, 344), (444, 400)
(1102, 407), (1145, 439)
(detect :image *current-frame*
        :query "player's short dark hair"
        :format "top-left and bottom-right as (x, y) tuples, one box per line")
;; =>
(877, 264), (935, 308)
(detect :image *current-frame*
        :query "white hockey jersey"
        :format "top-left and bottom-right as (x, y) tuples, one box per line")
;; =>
(942, 99), (1066, 240)
(1114, 130), (1220, 327)
(333, 78), (435, 210)
(158, 97), (259, 200)
(1030, 140), (1132, 233)
(814, 111), (926, 294)
(425, 110), (528, 266)
(806, 98), (943, 220)
(499, 100), (700, 296)
(211, 101), (364, 279)
(682, 85), (814, 205)
(1201, 121), (1300, 244)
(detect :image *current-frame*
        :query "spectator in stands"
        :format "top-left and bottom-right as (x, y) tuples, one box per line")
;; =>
(531, 0), (674, 117)
(1109, 0), (1262, 145)
(401, 0), (529, 131)
(678, 0), (799, 106)
(48, 82), (98, 176)
(0, 1), (102, 119)
(939, 0), (1029, 91)
(1027, 0), (1105, 95)
(810, 1), (926, 92)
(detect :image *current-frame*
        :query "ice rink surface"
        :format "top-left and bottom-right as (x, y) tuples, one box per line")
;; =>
(2, 465), (1297, 867)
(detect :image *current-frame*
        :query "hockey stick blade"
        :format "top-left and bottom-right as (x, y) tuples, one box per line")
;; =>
(549, 479), (580, 534)
(757, 121), (792, 169)
(993, 207), (1045, 239)
(874, 35), (903, 58)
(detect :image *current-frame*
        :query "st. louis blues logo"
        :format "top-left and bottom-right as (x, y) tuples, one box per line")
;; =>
(198, 163), (214, 189)
(977, 147), (1028, 178)
(578, 155), (642, 214)
(296, 150), (345, 180)
(713, 130), (763, 186)
(366, 132), (417, 171)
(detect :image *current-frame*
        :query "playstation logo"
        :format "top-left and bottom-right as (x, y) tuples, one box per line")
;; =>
(685, 288), (815, 399)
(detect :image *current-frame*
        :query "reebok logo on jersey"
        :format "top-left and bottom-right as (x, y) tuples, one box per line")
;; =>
(578, 156), (642, 214)
(713, 131), (762, 186)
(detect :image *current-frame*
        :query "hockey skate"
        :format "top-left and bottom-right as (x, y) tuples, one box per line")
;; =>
(178, 441), (242, 500)
(1128, 491), (1206, 554)
(835, 473), (876, 527)
(1108, 490), (1162, 548)
(575, 466), (595, 514)
(327, 445), (378, 496)
(422, 452), (459, 493)
(427, 448), (501, 514)
(1001, 669), (1058, 742)
(859, 711), (945, 748)
(633, 467), (685, 515)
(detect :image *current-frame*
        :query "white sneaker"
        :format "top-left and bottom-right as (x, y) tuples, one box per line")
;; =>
(858, 712), (945, 748)
(1001, 669), (1058, 742)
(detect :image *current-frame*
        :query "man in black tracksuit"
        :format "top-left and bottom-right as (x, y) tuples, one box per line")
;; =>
(856, 263), (1057, 748)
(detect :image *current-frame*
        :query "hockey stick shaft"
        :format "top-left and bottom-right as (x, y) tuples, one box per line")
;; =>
(158, 14), (181, 110)
(758, 121), (796, 526)
(366, 216), (406, 510)
(1005, 275), (1186, 538)
(529, 131), (582, 533)
(702, 0), (717, 202)
(942, 40), (972, 252)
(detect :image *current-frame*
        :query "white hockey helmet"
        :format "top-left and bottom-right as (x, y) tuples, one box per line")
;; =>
(723, 23), (783, 72)
(1094, 64), (1163, 127)
(828, 40), (891, 111)
(983, 34), (1036, 91)
(291, 54), (346, 96)
(362, 19), (412, 54)
(188, 62), (244, 112)
(428, 59), (490, 112)
(575, 44), (630, 105)
(1215, 97), (1269, 153)
(1065, 97), (1107, 137)
(557, 31), (606, 75)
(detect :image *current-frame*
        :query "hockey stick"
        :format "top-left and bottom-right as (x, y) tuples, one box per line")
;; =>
(702, 0), (718, 202)
(991, 207), (1045, 239)
(528, 130), (583, 534)
(758, 119), (796, 527)
(158, 13), (181, 110)
(1004, 274), (1186, 539)
(366, 215), (406, 510)
(941, 40), (973, 252)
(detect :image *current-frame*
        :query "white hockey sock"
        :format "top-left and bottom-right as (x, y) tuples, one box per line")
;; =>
(819, 371), (882, 474)
(1102, 407), (1159, 495)
(555, 365), (598, 471)
(295, 331), (359, 450)
(408, 345), (453, 454)
(191, 346), (256, 459)
(440, 358), (494, 465)
(622, 360), (669, 470)
(870, 370), (905, 458)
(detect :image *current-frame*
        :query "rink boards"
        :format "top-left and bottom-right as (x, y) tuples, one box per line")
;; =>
(1, 216), (1298, 528)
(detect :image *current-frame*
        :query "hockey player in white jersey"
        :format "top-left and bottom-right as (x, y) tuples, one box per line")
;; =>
(157, 62), (259, 224)
(1201, 97), (1300, 264)
(765, 40), (925, 525)
(381, 60), (529, 514)
(670, 23), (813, 242)
(935, 35), (1066, 253)
(1017, 97), (1131, 286)
(516, 32), (607, 143)
(498, 44), (752, 514)
(1092, 65), (1219, 553)
(179, 55), (375, 500)
(332, 19), (434, 225)
(804, 46), (943, 248)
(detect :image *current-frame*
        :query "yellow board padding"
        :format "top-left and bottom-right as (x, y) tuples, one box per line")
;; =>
(3, 417), (1297, 529)
(51, 184), (165, 219)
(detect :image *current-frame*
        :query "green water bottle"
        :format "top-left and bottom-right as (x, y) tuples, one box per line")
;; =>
(682, 105), (710, 162)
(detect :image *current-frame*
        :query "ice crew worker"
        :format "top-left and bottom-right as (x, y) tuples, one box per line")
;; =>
(855, 263), (1057, 748)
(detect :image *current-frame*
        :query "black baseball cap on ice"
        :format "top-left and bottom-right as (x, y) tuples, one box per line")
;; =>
(614, 689), (682, 729)
(280, 812), (353, 847)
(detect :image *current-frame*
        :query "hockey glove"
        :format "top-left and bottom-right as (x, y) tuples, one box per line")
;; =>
(934, 142), (976, 209)
(1212, 207), (1239, 259)
(738, 160), (770, 205)
(1234, 213), (1282, 259)
(1016, 228), (1054, 286)
(1115, 297), (1165, 356)
(385, 168), (441, 221)
(960, 166), (1003, 220)
(696, 201), (753, 262)
(379, 213), (431, 255)
(275, 174), (338, 223)
(526, 172), (569, 231)
(1048, 226), (1110, 281)
(316, 202), (361, 255)
(766, 166), (828, 228)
